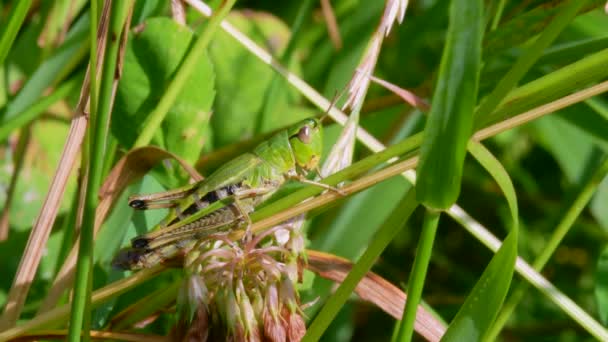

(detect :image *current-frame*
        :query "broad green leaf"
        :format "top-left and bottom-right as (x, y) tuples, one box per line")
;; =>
(208, 11), (301, 147)
(440, 230), (517, 341)
(113, 17), (215, 164)
(416, 0), (483, 209)
(441, 142), (518, 341)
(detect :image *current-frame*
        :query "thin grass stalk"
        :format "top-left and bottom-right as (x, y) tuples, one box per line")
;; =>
(0, 124), (31, 240)
(397, 209), (440, 342)
(40, 0), (72, 59)
(319, 0), (342, 49)
(68, 1), (134, 340)
(89, 0), (100, 150)
(0, 0), (33, 65)
(489, 0), (507, 30)
(53, 177), (82, 278)
(304, 189), (420, 341)
(486, 152), (608, 340)
(133, 0), (237, 148)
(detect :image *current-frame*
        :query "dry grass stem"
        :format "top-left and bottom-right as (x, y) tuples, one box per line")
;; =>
(171, 0), (187, 25)
(319, 0), (342, 49)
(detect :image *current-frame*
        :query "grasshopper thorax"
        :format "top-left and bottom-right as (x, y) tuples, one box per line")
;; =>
(288, 118), (323, 171)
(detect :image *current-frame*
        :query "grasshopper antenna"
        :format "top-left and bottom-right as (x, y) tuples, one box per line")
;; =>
(320, 81), (350, 124)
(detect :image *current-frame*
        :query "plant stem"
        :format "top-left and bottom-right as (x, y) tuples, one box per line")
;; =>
(397, 209), (440, 342)
(67, 1), (133, 340)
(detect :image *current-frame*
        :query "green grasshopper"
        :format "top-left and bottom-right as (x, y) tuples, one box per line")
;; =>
(112, 118), (339, 270)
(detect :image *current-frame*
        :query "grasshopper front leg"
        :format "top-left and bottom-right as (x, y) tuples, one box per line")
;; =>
(230, 186), (276, 242)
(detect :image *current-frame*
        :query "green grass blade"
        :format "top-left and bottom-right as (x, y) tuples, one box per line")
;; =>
(397, 208), (440, 342)
(416, 0), (483, 209)
(441, 231), (517, 341)
(490, 151), (608, 339)
(440, 141), (519, 341)
(0, 0), (33, 65)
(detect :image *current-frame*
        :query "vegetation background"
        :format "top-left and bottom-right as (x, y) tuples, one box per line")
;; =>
(0, 0), (608, 341)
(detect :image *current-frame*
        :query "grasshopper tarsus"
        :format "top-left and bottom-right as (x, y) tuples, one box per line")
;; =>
(131, 237), (150, 249)
(129, 199), (147, 209)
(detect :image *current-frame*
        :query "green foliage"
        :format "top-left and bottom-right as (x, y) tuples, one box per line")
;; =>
(416, 0), (483, 209)
(113, 17), (215, 164)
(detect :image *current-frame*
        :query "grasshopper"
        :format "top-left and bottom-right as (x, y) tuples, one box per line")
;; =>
(112, 118), (340, 270)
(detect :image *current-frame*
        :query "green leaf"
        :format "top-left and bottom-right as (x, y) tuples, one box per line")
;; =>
(442, 141), (518, 341)
(113, 17), (215, 164)
(208, 11), (301, 147)
(416, 0), (483, 209)
(440, 230), (517, 341)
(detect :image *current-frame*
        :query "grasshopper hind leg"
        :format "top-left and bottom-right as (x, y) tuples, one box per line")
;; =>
(233, 197), (254, 242)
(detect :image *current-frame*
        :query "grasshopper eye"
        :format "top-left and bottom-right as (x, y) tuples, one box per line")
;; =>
(297, 126), (312, 144)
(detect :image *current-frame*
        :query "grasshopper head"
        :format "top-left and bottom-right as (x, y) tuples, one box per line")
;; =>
(288, 118), (323, 171)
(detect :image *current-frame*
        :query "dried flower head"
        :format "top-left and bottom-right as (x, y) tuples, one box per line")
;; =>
(177, 220), (307, 342)
(380, 0), (408, 36)
(341, 0), (409, 112)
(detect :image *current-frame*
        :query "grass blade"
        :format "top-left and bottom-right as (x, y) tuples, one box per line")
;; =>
(415, 0), (483, 209)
